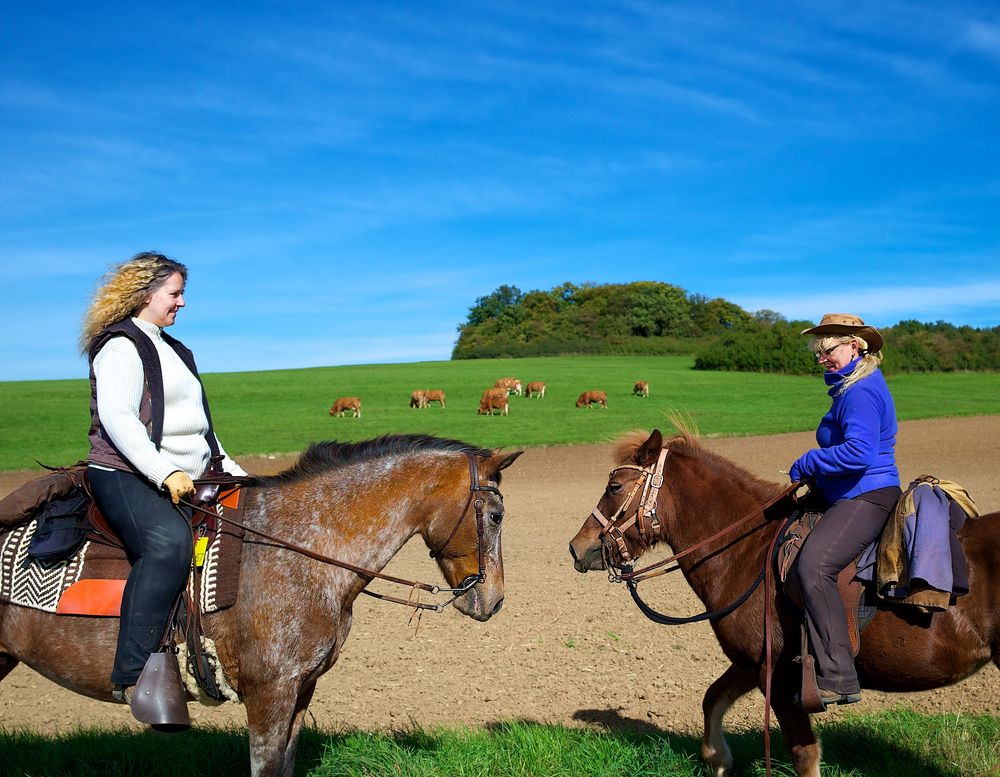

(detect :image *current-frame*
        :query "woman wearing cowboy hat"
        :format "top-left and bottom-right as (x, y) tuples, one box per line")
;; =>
(786, 313), (901, 710)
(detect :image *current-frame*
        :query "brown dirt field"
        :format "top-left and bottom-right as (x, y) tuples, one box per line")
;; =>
(1, 416), (998, 735)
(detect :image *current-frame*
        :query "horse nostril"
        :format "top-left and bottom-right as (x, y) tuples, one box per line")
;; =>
(568, 543), (579, 562)
(491, 597), (504, 615)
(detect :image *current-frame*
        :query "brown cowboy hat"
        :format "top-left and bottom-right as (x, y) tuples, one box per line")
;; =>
(800, 313), (883, 353)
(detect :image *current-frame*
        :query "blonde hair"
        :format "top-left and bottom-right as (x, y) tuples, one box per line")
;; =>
(80, 252), (187, 354)
(811, 335), (883, 394)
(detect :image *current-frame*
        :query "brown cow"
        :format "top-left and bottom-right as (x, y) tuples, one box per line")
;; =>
(633, 381), (649, 398)
(493, 377), (522, 396)
(481, 387), (507, 403)
(478, 394), (509, 416)
(329, 396), (361, 417)
(525, 381), (546, 398)
(424, 389), (446, 408)
(409, 390), (428, 409)
(575, 390), (607, 409)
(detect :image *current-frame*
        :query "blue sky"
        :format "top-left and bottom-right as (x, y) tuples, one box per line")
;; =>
(2, 1), (999, 381)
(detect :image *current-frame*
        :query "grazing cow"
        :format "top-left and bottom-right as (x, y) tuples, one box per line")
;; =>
(633, 381), (649, 398)
(525, 381), (546, 398)
(409, 390), (428, 409)
(478, 394), (509, 416)
(575, 390), (607, 409)
(424, 389), (446, 408)
(494, 377), (523, 396)
(329, 396), (362, 417)
(481, 387), (507, 403)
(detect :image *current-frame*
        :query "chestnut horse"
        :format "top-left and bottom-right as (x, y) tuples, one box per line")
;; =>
(0, 435), (522, 777)
(569, 428), (1000, 777)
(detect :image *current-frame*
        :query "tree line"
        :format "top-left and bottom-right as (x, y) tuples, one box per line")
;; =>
(452, 282), (1000, 374)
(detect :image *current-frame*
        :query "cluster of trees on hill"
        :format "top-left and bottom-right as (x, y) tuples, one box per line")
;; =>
(452, 282), (1000, 373)
(453, 281), (758, 359)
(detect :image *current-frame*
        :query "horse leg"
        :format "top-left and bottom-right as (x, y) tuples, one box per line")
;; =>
(245, 680), (317, 777)
(768, 665), (821, 777)
(701, 663), (756, 777)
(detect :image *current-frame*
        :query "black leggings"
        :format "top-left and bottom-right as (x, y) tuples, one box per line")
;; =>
(788, 486), (901, 694)
(88, 468), (192, 686)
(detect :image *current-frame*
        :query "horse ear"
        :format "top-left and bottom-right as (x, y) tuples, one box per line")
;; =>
(636, 429), (663, 467)
(490, 450), (524, 471)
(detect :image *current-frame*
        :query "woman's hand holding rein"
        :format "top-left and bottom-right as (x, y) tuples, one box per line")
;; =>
(163, 471), (196, 504)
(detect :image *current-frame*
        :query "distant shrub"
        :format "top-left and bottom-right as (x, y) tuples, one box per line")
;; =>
(694, 320), (1000, 374)
(453, 282), (1000, 373)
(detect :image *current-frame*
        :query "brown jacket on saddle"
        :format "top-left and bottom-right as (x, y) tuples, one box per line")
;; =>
(0, 464), (86, 529)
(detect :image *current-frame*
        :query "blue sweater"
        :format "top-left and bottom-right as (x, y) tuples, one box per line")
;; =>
(789, 358), (900, 504)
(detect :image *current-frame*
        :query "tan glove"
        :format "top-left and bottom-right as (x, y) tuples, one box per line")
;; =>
(163, 471), (196, 505)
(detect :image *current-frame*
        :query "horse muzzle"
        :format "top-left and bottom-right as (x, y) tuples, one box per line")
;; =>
(569, 541), (605, 573)
(452, 576), (504, 621)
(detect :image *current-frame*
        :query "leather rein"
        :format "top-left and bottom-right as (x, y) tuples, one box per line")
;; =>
(180, 452), (499, 613)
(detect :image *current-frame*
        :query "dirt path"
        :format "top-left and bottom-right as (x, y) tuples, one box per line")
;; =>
(1, 417), (998, 734)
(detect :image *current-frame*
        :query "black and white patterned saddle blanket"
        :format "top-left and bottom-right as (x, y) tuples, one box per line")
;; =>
(0, 487), (245, 616)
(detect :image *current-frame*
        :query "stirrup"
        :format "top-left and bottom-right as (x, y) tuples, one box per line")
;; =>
(818, 688), (862, 709)
(130, 651), (191, 732)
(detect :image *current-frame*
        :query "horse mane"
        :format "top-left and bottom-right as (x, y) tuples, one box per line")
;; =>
(613, 412), (699, 464)
(613, 418), (784, 502)
(249, 434), (494, 487)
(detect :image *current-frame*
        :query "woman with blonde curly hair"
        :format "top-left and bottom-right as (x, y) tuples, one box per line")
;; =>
(83, 251), (245, 720)
(786, 313), (900, 711)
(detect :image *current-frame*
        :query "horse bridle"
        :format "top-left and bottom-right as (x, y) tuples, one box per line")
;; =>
(427, 453), (502, 604)
(590, 448), (669, 568)
(182, 452), (500, 613)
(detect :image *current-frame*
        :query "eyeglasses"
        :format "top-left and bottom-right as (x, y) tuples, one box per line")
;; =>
(815, 342), (851, 360)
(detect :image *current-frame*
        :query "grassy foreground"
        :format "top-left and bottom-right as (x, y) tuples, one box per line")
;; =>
(1, 711), (996, 776)
(1, 355), (999, 470)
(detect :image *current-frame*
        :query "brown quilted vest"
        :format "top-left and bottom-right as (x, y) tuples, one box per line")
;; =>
(87, 319), (220, 477)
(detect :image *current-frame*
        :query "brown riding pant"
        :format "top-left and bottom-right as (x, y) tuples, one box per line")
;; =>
(788, 486), (901, 695)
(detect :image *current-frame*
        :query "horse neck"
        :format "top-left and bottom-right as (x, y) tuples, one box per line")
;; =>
(252, 454), (454, 579)
(659, 450), (777, 600)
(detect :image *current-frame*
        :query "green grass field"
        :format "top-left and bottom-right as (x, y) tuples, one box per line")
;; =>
(1, 711), (996, 776)
(1, 355), (998, 471)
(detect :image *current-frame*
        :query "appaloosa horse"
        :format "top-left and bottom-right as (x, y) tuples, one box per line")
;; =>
(0, 435), (521, 777)
(569, 428), (1000, 777)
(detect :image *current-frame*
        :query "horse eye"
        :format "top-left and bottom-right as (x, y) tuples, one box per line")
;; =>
(489, 511), (503, 526)
(607, 482), (624, 495)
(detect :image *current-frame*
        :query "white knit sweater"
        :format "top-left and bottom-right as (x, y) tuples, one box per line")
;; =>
(92, 317), (246, 486)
